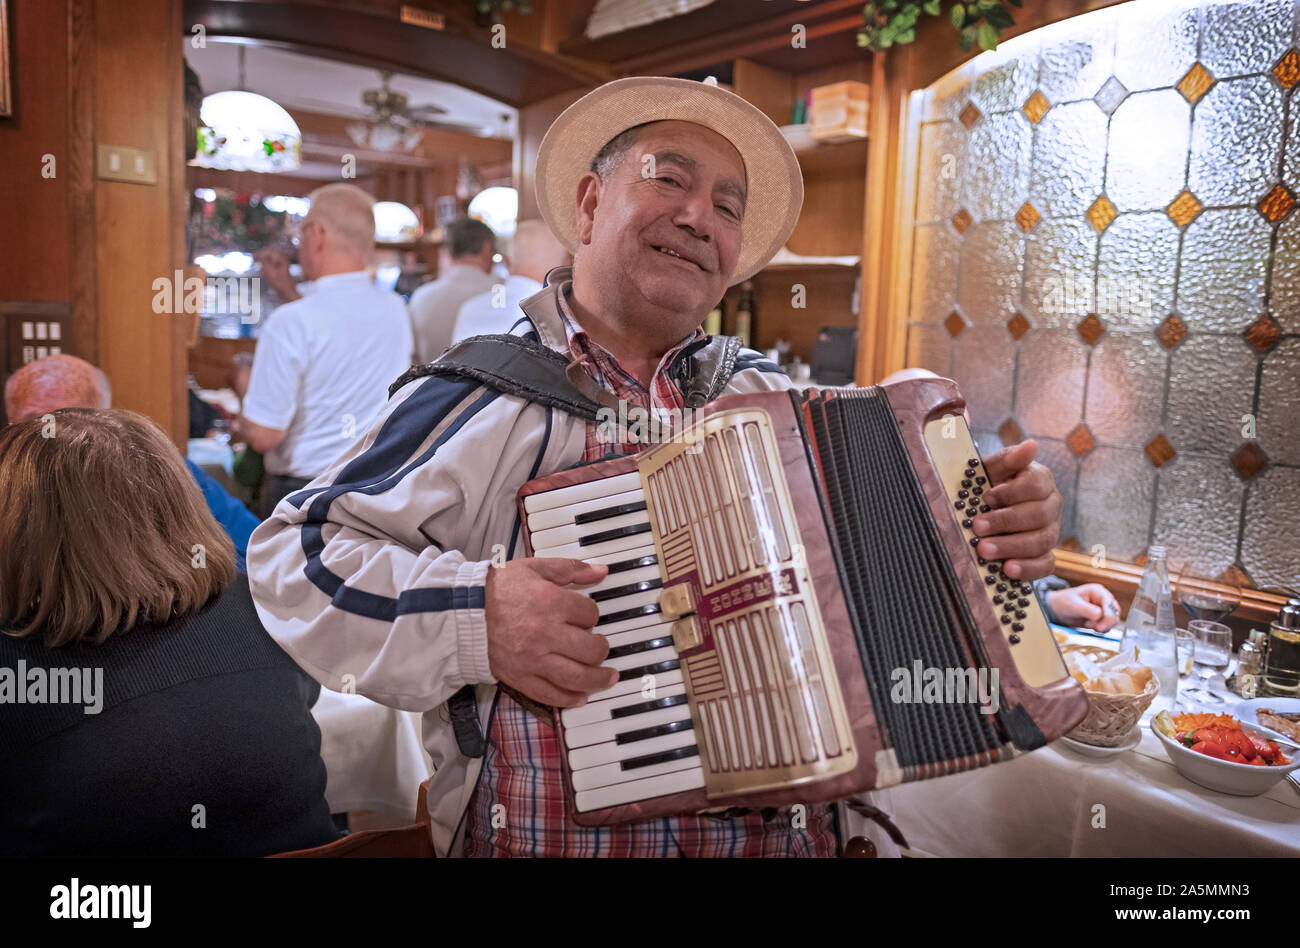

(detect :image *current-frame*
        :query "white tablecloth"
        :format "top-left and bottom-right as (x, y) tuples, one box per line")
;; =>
(889, 682), (1300, 857)
(311, 690), (433, 820)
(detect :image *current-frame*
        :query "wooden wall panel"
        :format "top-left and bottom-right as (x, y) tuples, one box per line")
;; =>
(94, 0), (188, 445)
(0, 0), (71, 302)
(514, 85), (588, 223)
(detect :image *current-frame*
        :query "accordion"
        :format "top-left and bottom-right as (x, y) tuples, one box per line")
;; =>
(517, 378), (1088, 826)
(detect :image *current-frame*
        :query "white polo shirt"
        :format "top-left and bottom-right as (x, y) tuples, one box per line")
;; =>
(450, 275), (544, 344)
(242, 271), (413, 479)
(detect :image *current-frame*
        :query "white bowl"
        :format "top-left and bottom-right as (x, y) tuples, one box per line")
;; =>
(1150, 718), (1300, 796)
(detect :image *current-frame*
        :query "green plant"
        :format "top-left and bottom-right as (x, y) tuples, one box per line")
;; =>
(858, 0), (1022, 53)
(473, 0), (532, 26)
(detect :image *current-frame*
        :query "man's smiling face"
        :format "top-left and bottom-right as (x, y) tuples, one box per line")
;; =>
(573, 120), (748, 340)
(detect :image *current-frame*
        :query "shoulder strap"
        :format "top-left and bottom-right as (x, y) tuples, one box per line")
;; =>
(389, 331), (744, 420)
(388, 334), (607, 421)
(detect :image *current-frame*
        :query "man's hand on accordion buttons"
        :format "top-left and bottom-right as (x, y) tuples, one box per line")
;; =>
(970, 439), (1060, 582)
(485, 557), (619, 708)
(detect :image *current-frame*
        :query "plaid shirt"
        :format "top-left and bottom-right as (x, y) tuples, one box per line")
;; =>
(461, 289), (839, 857)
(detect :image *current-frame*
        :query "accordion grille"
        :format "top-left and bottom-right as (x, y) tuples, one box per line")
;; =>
(640, 410), (858, 796)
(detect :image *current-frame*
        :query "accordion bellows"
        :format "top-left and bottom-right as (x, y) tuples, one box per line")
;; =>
(518, 378), (1088, 826)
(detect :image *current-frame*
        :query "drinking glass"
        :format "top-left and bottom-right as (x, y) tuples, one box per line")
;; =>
(1184, 619), (1232, 705)
(1174, 559), (1240, 625)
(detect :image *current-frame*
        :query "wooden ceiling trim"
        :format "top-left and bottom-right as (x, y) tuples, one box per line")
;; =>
(183, 0), (597, 105)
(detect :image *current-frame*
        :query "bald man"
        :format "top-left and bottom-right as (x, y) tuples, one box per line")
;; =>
(3, 354), (110, 422)
(3, 354), (259, 570)
(450, 219), (571, 344)
(235, 183), (414, 518)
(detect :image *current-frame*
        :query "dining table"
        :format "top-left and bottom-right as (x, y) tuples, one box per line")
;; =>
(885, 627), (1300, 858)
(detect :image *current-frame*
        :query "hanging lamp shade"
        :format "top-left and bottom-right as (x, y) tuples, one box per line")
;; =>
(467, 186), (518, 238)
(193, 90), (302, 173)
(373, 201), (422, 242)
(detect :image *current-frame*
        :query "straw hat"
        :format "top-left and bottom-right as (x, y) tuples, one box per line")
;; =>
(534, 76), (805, 286)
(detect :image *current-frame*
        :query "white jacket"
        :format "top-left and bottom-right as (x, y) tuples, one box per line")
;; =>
(247, 266), (900, 857)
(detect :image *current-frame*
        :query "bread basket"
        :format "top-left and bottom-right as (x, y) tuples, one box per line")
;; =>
(1061, 644), (1159, 747)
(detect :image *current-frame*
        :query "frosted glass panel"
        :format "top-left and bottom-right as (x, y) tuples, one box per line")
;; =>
(1188, 77), (1284, 207)
(1095, 213), (1179, 332)
(905, 0), (1300, 586)
(1200, 0), (1294, 79)
(1177, 209), (1272, 333)
(1085, 334), (1167, 446)
(1014, 330), (1087, 440)
(1029, 103), (1108, 219)
(1077, 448), (1157, 561)
(957, 222), (1025, 325)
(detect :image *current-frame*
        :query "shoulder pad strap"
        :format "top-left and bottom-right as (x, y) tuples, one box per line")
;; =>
(670, 335), (742, 407)
(388, 334), (605, 421)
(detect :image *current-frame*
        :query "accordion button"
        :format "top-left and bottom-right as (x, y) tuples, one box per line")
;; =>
(993, 594), (1004, 604)
(958, 489), (969, 499)
(975, 476), (986, 485)
(1009, 633), (1021, 645)
(954, 500), (966, 510)
(961, 479), (973, 488)
(1015, 610), (1027, 619)
(985, 575), (997, 585)
(1018, 597), (1029, 607)
(1003, 602), (1015, 612)
(970, 538), (981, 548)
(963, 520), (974, 529)
(996, 583), (1007, 592)
(986, 564), (999, 573)
(967, 457), (978, 467)
(979, 504), (991, 513)
(1012, 622), (1025, 632)
(972, 486), (984, 496)
(1001, 615), (1012, 625)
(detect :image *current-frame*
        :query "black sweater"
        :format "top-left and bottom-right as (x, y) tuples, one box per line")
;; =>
(0, 573), (342, 857)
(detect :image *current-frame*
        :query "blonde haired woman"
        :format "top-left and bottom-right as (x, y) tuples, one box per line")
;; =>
(0, 409), (339, 856)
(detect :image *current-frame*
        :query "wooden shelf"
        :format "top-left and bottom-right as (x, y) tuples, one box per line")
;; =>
(375, 239), (442, 252)
(762, 261), (860, 272)
(794, 137), (869, 176)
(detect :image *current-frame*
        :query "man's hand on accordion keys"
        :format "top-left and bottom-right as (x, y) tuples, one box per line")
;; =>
(484, 557), (621, 708)
(967, 439), (1061, 582)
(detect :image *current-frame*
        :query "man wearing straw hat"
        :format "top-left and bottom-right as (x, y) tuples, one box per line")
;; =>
(247, 76), (1063, 857)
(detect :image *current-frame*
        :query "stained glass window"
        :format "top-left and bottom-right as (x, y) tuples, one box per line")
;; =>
(904, 0), (1300, 590)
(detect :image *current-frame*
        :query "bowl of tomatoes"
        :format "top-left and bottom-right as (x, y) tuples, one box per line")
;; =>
(1151, 711), (1300, 796)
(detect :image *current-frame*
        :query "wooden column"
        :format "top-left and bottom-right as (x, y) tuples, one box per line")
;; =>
(94, 0), (188, 445)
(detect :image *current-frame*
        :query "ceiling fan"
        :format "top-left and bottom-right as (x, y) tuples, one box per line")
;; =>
(346, 72), (492, 151)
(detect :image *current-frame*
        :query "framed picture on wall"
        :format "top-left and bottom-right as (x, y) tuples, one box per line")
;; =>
(0, 0), (10, 118)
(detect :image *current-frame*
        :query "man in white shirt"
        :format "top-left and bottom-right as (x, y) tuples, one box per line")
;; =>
(407, 218), (498, 363)
(236, 183), (414, 518)
(450, 219), (569, 343)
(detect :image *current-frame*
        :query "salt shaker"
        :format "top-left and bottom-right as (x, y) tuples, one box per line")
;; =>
(1234, 631), (1265, 699)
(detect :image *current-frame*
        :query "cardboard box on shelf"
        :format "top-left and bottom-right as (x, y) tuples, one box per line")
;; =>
(810, 80), (869, 143)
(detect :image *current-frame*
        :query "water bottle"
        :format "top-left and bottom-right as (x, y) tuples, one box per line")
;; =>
(1121, 545), (1179, 698)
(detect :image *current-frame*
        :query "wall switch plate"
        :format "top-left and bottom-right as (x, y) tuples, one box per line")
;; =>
(96, 144), (158, 185)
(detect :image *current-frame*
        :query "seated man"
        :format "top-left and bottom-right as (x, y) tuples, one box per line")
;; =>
(0, 408), (340, 856)
(4, 354), (259, 571)
(248, 77), (1064, 858)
